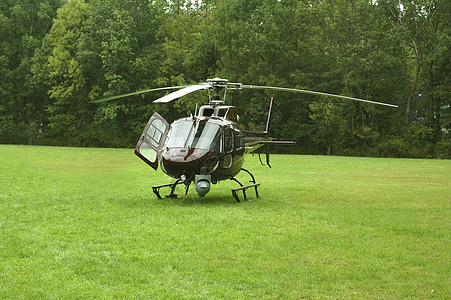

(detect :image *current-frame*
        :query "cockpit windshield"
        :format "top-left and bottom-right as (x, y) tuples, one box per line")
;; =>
(166, 120), (191, 148)
(191, 121), (222, 152)
(166, 119), (222, 152)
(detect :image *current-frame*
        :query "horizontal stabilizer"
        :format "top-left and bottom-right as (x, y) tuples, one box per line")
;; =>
(260, 140), (296, 145)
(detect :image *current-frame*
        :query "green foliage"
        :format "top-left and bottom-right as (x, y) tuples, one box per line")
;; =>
(378, 125), (436, 158)
(435, 141), (451, 159)
(0, 0), (449, 157)
(0, 0), (64, 144)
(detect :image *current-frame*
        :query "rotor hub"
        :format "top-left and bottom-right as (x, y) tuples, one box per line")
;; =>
(207, 78), (229, 86)
(207, 78), (229, 104)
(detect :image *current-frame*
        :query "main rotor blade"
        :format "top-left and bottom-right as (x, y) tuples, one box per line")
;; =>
(153, 84), (210, 103)
(240, 85), (398, 108)
(90, 86), (189, 103)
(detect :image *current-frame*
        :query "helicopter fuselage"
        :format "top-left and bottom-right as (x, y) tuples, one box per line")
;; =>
(134, 105), (264, 197)
(93, 77), (396, 201)
(159, 116), (245, 183)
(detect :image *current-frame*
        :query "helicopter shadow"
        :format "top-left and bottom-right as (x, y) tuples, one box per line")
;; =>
(112, 187), (258, 210)
(112, 178), (258, 208)
(163, 193), (243, 207)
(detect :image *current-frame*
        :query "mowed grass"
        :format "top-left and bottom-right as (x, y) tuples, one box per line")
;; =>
(0, 145), (450, 299)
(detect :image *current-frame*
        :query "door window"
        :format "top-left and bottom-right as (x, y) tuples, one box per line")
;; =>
(135, 112), (169, 170)
(138, 142), (157, 163)
(222, 154), (232, 168)
(146, 118), (166, 148)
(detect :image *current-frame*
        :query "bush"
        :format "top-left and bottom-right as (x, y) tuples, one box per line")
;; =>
(377, 125), (435, 158)
(0, 119), (38, 145)
(435, 142), (451, 159)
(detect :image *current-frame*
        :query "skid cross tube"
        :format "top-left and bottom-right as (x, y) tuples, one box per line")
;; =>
(230, 168), (260, 202)
(152, 179), (187, 199)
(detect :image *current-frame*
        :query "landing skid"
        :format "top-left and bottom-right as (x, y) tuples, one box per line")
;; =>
(152, 179), (190, 199)
(152, 168), (260, 202)
(230, 168), (260, 202)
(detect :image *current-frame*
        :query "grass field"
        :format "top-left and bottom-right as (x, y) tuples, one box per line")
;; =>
(1, 145), (450, 298)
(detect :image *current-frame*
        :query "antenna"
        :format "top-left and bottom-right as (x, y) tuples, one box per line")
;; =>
(223, 107), (230, 120)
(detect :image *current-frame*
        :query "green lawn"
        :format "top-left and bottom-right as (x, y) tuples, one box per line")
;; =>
(1, 145), (450, 298)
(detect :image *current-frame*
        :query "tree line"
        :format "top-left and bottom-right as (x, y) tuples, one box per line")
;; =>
(1, 0), (450, 158)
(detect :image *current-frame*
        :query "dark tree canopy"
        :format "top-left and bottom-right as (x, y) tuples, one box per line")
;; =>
(0, 0), (449, 158)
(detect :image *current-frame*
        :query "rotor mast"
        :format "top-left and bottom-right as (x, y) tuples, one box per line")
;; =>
(207, 78), (229, 105)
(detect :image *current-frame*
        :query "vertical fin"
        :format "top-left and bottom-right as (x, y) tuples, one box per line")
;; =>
(263, 94), (275, 134)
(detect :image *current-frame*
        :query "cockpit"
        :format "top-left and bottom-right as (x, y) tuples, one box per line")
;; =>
(166, 118), (222, 153)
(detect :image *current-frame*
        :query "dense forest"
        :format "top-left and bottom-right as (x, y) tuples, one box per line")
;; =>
(1, 0), (450, 158)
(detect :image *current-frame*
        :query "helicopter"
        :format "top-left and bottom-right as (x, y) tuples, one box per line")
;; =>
(92, 78), (398, 202)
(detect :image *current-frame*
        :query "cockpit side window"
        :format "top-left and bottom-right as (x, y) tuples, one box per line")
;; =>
(224, 128), (234, 153)
(234, 129), (244, 150)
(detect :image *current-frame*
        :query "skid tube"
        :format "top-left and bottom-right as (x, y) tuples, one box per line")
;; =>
(230, 168), (260, 202)
(152, 179), (190, 199)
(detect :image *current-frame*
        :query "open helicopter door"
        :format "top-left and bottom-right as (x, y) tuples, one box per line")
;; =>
(134, 112), (169, 170)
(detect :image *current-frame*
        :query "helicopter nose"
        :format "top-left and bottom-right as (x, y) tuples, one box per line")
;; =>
(160, 148), (210, 177)
(162, 148), (209, 162)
